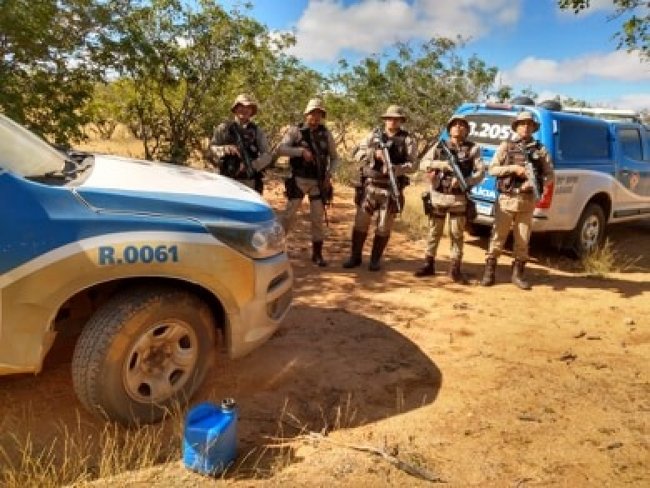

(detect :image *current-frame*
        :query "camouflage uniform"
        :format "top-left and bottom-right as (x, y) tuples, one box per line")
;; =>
(210, 94), (272, 194)
(277, 98), (339, 266)
(414, 115), (484, 282)
(342, 105), (417, 271)
(481, 111), (554, 290)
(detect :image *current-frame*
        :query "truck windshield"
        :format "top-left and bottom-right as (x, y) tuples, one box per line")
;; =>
(465, 113), (515, 146)
(0, 114), (65, 177)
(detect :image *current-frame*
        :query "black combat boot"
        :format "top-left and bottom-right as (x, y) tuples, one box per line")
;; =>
(368, 235), (390, 272)
(480, 257), (497, 287)
(449, 258), (467, 284)
(311, 241), (327, 267)
(342, 230), (367, 269)
(414, 256), (435, 277)
(511, 259), (531, 290)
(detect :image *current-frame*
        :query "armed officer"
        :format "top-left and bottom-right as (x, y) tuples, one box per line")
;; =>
(209, 93), (272, 194)
(480, 111), (554, 290)
(414, 115), (484, 282)
(342, 105), (417, 272)
(277, 98), (339, 267)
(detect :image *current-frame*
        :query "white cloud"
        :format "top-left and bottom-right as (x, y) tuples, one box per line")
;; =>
(530, 90), (650, 112)
(602, 93), (650, 112)
(501, 50), (650, 85)
(288, 0), (519, 62)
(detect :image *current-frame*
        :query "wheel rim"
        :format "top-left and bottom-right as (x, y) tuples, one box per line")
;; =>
(580, 214), (601, 253)
(123, 320), (199, 403)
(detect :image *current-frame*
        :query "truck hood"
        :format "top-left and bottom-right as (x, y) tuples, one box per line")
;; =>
(75, 155), (274, 224)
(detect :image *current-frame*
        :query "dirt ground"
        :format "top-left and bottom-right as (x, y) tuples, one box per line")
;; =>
(1, 178), (648, 487)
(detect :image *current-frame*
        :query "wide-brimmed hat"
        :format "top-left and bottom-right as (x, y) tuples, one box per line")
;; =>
(446, 114), (470, 132)
(511, 111), (539, 131)
(380, 105), (407, 120)
(303, 98), (327, 116)
(231, 93), (258, 116)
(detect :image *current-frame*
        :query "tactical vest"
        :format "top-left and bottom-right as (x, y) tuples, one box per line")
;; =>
(289, 124), (330, 180)
(496, 139), (543, 194)
(434, 140), (476, 194)
(217, 121), (261, 179)
(372, 129), (409, 170)
(368, 129), (410, 189)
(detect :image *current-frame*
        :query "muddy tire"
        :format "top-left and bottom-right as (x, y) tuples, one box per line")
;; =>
(71, 285), (215, 424)
(568, 203), (606, 257)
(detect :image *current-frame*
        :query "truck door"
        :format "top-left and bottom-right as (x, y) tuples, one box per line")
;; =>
(614, 126), (650, 217)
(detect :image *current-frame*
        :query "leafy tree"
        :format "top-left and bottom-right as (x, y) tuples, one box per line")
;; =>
(329, 38), (498, 157)
(493, 85), (513, 103)
(107, 0), (321, 164)
(560, 96), (592, 108)
(0, 0), (114, 143)
(83, 80), (137, 139)
(519, 87), (539, 100)
(558, 0), (649, 60)
(107, 0), (251, 162)
(204, 31), (325, 153)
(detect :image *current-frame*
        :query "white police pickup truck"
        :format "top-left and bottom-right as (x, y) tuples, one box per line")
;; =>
(0, 114), (293, 424)
(457, 101), (650, 255)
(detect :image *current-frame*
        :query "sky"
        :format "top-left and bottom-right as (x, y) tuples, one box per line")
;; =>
(223, 0), (649, 111)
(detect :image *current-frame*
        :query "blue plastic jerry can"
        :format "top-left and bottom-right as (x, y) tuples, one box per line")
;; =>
(183, 398), (238, 476)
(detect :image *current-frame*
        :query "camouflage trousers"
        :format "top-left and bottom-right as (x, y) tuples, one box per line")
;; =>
(486, 203), (533, 262)
(352, 184), (396, 237)
(281, 177), (326, 242)
(424, 210), (466, 260)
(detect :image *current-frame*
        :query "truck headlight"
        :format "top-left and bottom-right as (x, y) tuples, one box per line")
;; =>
(205, 219), (286, 259)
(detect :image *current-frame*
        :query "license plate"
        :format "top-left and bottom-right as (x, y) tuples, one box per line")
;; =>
(476, 202), (494, 216)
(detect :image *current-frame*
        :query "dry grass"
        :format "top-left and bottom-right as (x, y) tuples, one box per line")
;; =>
(394, 181), (431, 240)
(233, 394), (360, 480)
(580, 238), (641, 277)
(0, 408), (184, 488)
(76, 124), (146, 160)
(0, 394), (365, 486)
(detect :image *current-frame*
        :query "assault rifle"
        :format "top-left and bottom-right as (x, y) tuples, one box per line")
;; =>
(230, 125), (255, 179)
(437, 139), (469, 193)
(300, 127), (332, 226)
(523, 147), (542, 202)
(373, 128), (402, 213)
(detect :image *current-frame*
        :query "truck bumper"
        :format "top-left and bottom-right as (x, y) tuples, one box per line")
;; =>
(226, 252), (293, 359)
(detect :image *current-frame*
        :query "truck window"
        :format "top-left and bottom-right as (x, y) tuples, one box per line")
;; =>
(465, 114), (513, 146)
(618, 128), (643, 161)
(557, 119), (610, 160)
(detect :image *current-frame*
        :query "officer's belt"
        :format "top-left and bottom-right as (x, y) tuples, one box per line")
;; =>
(368, 179), (391, 189)
(439, 187), (466, 196)
(502, 188), (533, 195)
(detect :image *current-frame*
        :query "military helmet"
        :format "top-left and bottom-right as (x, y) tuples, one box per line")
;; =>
(446, 114), (470, 132)
(511, 111), (540, 131)
(380, 105), (407, 121)
(231, 93), (258, 116)
(303, 98), (327, 116)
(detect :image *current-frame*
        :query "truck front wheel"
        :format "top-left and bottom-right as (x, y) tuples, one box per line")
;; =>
(72, 285), (215, 424)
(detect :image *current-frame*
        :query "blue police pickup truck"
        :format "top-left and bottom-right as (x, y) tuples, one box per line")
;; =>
(455, 101), (650, 255)
(0, 114), (292, 424)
